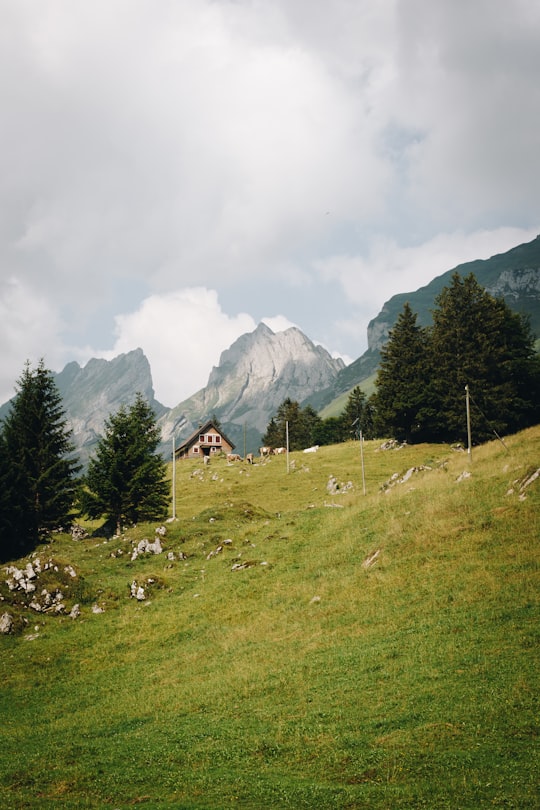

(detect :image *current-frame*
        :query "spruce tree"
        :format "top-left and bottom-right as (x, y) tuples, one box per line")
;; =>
(430, 273), (540, 442)
(372, 303), (432, 442)
(262, 398), (323, 451)
(82, 393), (169, 533)
(0, 360), (80, 561)
(299, 404), (323, 448)
(341, 386), (368, 440)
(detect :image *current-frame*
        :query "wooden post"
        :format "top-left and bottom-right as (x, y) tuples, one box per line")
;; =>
(360, 430), (366, 495)
(465, 385), (472, 462)
(172, 435), (176, 519)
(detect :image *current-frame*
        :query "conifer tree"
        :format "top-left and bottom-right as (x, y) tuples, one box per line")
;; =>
(299, 404), (323, 448)
(430, 272), (540, 442)
(340, 386), (373, 440)
(81, 393), (169, 533)
(372, 303), (432, 442)
(262, 398), (323, 451)
(0, 360), (80, 561)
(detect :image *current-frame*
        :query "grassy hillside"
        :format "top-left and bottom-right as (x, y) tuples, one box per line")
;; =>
(1, 428), (539, 808)
(318, 373), (377, 420)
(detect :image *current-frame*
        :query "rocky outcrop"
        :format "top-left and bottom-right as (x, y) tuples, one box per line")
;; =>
(2, 557), (80, 617)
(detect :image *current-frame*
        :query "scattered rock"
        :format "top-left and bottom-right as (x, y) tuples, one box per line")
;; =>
(362, 549), (381, 569)
(380, 466), (432, 492)
(71, 524), (89, 540)
(231, 560), (258, 571)
(378, 439), (406, 451)
(0, 612), (14, 634)
(506, 467), (540, 500)
(456, 470), (472, 482)
(131, 536), (163, 561)
(130, 580), (146, 601)
(327, 475), (354, 495)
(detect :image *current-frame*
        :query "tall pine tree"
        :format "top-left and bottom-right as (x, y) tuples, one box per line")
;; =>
(81, 393), (169, 533)
(373, 303), (432, 442)
(340, 385), (373, 441)
(0, 360), (80, 561)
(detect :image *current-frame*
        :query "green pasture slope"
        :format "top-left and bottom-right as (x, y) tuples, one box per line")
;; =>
(1, 427), (538, 809)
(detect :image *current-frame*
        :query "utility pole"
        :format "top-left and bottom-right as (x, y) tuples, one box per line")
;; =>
(172, 434), (176, 519)
(286, 420), (290, 474)
(465, 384), (472, 462)
(360, 429), (366, 495)
(353, 418), (366, 494)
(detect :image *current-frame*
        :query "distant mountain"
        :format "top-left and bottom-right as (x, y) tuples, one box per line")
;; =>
(51, 349), (167, 465)
(158, 323), (345, 455)
(2, 238), (538, 462)
(309, 236), (540, 414)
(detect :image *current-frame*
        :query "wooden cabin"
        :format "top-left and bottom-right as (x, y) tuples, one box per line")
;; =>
(174, 420), (235, 460)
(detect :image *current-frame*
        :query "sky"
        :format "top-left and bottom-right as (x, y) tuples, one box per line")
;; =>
(1, 0), (539, 407)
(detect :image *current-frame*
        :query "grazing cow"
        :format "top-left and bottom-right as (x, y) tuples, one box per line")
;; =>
(245, 453), (254, 464)
(274, 447), (286, 454)
(259, 446), (273, 457)
(227, 453), (243, 462)
(303, 445), (320, 453)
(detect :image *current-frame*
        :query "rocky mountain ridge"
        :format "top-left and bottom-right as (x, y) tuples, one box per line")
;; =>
(1, 236), (539, 461)
(158, 323), (344, 455)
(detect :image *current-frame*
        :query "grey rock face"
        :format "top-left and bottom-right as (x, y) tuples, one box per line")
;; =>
(159, 324), (344, 451)
(54, 348), (166, 466)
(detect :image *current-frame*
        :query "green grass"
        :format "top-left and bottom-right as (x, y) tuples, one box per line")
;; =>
(1, 429), (539, 808)
(318, 374), (377, 420)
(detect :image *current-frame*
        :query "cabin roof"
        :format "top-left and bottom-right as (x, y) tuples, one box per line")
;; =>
(176, 419), (235, 455)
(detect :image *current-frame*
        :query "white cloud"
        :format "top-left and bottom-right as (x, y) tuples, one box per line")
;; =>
(85, 292), (308, 407)
(0, 277), (66, 404)
(91, 289), (256, 407)
(0, 2), (539, 409)
(314, 227), (540, 328)
(262, 315), (298, 334)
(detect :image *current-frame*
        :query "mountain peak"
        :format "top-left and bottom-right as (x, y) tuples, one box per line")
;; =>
(159, 323), (344, 452)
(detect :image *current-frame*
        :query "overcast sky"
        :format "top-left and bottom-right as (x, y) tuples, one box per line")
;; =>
(1, 0), (539, 407)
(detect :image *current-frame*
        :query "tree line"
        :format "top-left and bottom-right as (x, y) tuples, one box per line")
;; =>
(1, 271), (539, 562)
(263, 272), (540, 450)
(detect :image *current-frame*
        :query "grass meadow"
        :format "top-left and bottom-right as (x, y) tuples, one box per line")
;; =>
(1, 427), (538, 808)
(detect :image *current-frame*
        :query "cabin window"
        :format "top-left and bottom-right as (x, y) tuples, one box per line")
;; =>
(207, 435), (213, 443)
(199, 434), (205, 443)
(215, 435), (221, 444)
(193, 446), (199, 453)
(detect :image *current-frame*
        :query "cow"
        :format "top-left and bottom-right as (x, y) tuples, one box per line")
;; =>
(245, 453), (254, 464)
(303, 445), (319, 453)
(274, 447), (286, 454)
(227, 453), (243, 462)
(259, 446), (273, 457)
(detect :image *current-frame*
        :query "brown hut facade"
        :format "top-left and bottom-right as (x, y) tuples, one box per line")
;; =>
(175, 420), (235, 460)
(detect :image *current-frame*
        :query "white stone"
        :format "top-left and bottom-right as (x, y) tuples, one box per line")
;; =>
(0, 612), (14, 633)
